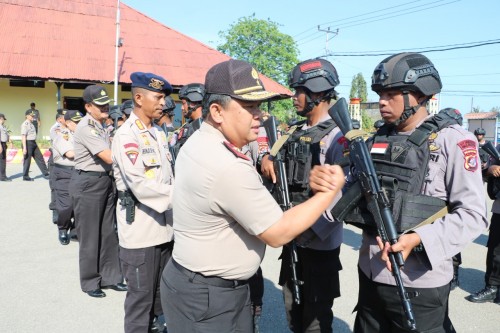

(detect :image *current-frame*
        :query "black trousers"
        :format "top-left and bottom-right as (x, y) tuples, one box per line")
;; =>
(0, 142), (7, 179)
(161, 260), (252, 333)
(486, 213), (500, 286)
(69, 171), (122, 291)
(248, 266), (264, 307)
(48, 149), (56, 210)
(354, 267), (453, 333)
(120, 241), (173, 333)
(23, 140), (48, 178)
(279, 246), (342, 333)
(53, 166), (73, 230)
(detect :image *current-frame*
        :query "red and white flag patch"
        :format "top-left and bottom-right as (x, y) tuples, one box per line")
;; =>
(124, 142), (139, 165)
(371, 142), (389, 154)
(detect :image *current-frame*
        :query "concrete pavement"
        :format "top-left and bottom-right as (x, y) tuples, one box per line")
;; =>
(0, 163), (498, 332)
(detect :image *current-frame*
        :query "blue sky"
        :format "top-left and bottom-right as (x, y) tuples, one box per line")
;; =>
(123, 0), (499, 116)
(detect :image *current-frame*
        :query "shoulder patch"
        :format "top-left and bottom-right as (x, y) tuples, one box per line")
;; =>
(87, 118), (96, 128)
(124, 142), (139, 165)
(457, 139), (478, 172)
(223, 141), (250, 161)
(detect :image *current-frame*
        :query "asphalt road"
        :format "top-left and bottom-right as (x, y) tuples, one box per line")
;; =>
(0, 163), (498, 332)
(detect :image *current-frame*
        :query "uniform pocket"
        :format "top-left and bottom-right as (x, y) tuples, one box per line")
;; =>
(119, 248), (147, 291)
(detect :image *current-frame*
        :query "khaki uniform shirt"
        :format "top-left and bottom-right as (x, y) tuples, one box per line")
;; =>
(112, 113), (174, 249)
(50, 122), (62, 143)
(73, 114), (111, 172)
(172, 122), (283, 280)
(52, 129), (75, 167)
(21, 120), (36, 140)
(0, 124), (8, 142)
(359, 122), (488, 288)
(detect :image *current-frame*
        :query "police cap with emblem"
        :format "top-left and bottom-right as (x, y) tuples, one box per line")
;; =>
(64, 110), (83, 122)
(120, 100), (133, 116)
(205, 59), (280, 101)
(130, 72), (172, 95)
(25, 110), (35, 116)
(83, 85), (111, 105)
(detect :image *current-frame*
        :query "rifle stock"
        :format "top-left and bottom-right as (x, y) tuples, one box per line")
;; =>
(482, 141), (500, 161)
(263, 116), (302, 305)
(328, 98), (417, 331)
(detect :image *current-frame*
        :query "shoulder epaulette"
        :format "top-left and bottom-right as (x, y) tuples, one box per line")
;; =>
(223, 141), (250, 161)
(87, 118), (96, 128)
(134, 119), (145, 131)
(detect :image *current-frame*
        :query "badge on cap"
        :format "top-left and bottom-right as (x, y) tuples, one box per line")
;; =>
(149, 78), (164, 90)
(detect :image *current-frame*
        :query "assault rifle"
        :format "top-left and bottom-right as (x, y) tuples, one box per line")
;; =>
(263, 116), (303, 305)
(482, 141), (500, 200)
(328, 98), (417, 331)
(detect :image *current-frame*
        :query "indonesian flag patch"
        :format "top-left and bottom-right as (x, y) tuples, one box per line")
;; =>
(371, 142), (389, 154)
(457, 139), (478, 172)
(124, 142), (139, 165)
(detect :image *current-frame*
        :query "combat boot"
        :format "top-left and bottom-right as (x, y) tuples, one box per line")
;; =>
(465, 285), (498, 303)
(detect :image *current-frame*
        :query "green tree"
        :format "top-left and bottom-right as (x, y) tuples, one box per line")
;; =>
(217, 14), (300, 123)
(349, 73), (373, 131)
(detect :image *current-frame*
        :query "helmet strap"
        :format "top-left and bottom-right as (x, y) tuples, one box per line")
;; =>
(393, 91), (429, 126)
(185, 103), (200, 120)
(296, 91), (330, 117)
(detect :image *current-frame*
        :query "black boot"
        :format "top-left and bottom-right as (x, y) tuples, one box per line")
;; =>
(465, 285), (498, 303)
(450, 266), (460, 290)
(58, 229), (69, 245)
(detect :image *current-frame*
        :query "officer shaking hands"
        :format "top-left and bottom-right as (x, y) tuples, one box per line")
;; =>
(160, 59), (345, 333)
(112, 72), (175, 333)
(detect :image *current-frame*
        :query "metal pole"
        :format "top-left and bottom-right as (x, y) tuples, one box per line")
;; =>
(113, 0), (121, 106)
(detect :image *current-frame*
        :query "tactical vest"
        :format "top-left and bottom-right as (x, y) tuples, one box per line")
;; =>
(281, 119), (337, 205)
(172, 118), (202, 158)
(343, 110), (460, 233)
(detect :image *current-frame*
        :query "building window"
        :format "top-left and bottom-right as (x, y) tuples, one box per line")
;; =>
(63, 83), (91, 90)
(9, 79), (45, 88)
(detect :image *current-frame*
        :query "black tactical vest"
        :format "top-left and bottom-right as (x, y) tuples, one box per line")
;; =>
(172, 118), (202, 158)
(282, 119), (337, 205)
(343, 109), (461, 233)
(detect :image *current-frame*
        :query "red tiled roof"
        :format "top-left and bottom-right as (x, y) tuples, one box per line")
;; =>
(464, 112), (499, 120)
(0, 0), (291, 96)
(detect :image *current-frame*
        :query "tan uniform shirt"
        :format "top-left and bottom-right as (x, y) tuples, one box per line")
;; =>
(73, 114), (111, 172)
(20, 120), (36, 140)
(359, 122), (488, 288)
(172, 122), (284, 280)
(52, 129), (75, 167)
(49, 122), (62, 142)
(0, 124), (8, 142)
(112, 113), (174, 249)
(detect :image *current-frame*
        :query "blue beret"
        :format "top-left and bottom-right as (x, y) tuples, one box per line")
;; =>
(130, 72), (172, 95)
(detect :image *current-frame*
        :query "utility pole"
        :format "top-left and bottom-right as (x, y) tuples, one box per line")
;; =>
(317, 26), (339, 56)
(113, 0), (121, 106)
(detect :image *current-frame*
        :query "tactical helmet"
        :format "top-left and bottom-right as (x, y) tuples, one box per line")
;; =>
(288, 58), (339, 93)
(371, 52), (442, 96)
(179, 83), (205, 103)
(108, 105), (123, 120)
(474, 128), (486, 136)
(163, 96), (176, 114)
(120, 100), (133, 116)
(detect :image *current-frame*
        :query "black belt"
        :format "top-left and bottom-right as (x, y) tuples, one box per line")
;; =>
(76, 169), (112, 177)
(172, 259), (248, 288)
(54, 164), (74, 170)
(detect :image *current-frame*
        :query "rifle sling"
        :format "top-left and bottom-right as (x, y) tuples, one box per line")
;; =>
(270, 125), (298, 157)
(402, 206), (449, 234)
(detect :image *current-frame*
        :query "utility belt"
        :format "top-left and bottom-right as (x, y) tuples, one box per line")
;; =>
(118, 190), (136, 223)
(172, 259), (248, 288)
(76, 169), (112, 177)
(54, 164), (74, 171)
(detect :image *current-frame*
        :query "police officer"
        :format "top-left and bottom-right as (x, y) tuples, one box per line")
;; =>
(21, 109), (49, 181)
(0, 113), (10, 181)
(160, 59), (345, 333)
(474, 128), (489, 170)
(155, 95), (176, 133)
(261, 58), (347, 333)
(69, 84), (125, 298)
(52, 110), (81, 245)
(112, 72), (174, 333)
(121, 100), (133, 122)
(171, 83), (205, 157)
(49, 110), (66, 222)
(466, 142), (500, 304)
(345, 52), (488, 333)
(26, 102), (41, 134)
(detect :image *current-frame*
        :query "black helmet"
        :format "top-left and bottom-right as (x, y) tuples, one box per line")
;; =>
(474, 128), (486, 136)
(120, 100), (133, 116)
(288, 58), (339, 93)
(179, 83), (205, 103)
(371, 52), (442, 97)
(108, 105), (123, 121)
(163, 96), (176, 114)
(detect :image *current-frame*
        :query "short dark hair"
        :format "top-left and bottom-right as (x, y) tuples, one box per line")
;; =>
(30, 102), (35, 107)
(202, 93), (232, 119)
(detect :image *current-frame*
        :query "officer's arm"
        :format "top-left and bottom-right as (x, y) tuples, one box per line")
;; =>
(258, 165), (344, 247)
(21, 134), (27, 152)
(260, 154), (276, 183)
(64, 150), (75, 159)
(96, 149), (112, 164)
